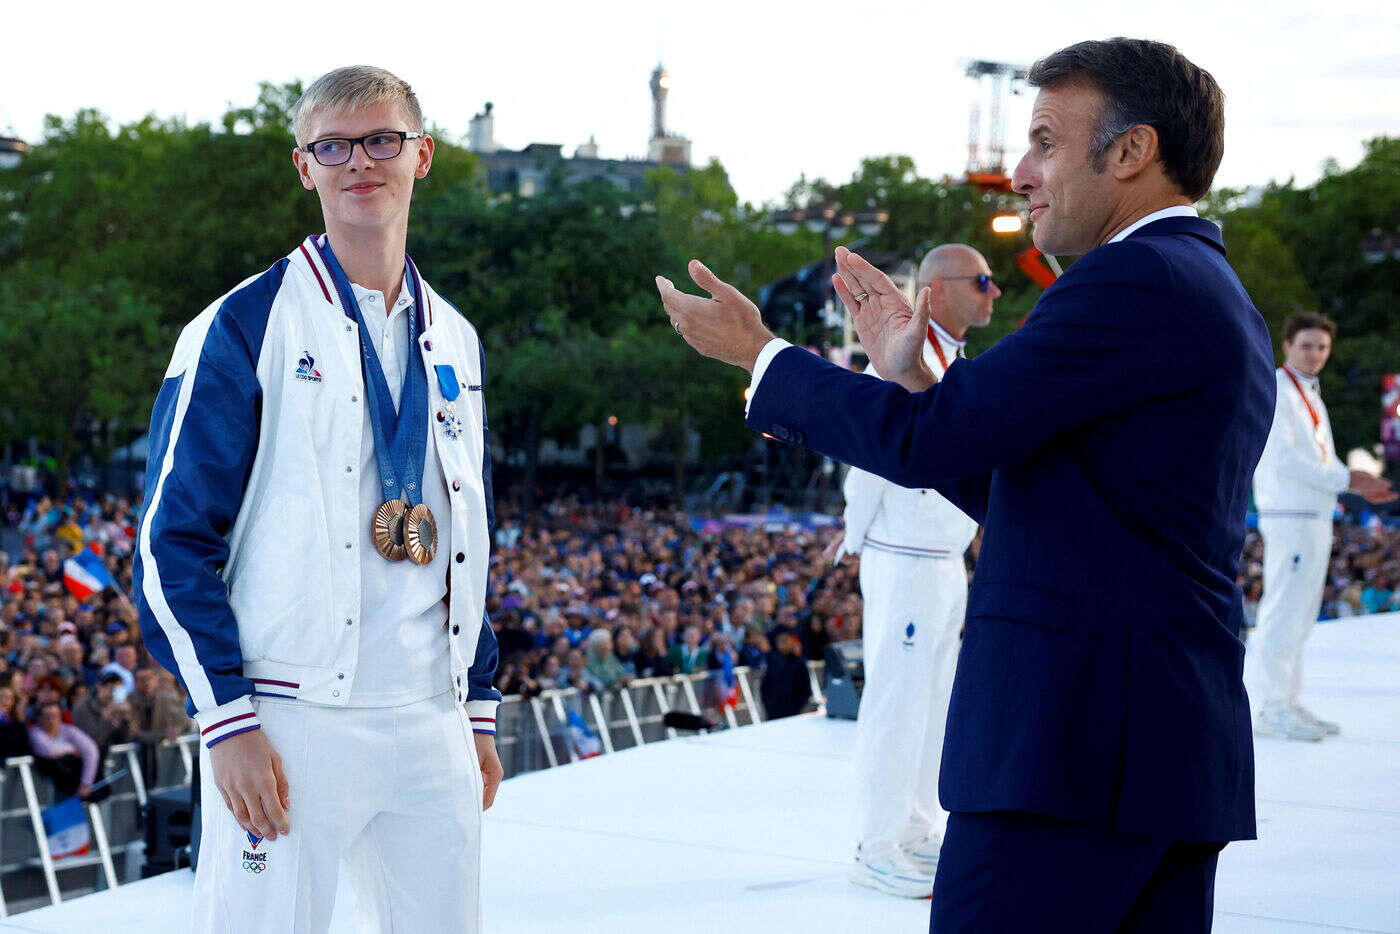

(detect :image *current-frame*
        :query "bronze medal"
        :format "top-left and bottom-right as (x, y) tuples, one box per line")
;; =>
(404, 503), (438, 565)
(371, 500), (409, 561)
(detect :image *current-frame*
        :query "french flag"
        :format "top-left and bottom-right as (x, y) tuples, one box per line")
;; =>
(63, 549), (113, 601)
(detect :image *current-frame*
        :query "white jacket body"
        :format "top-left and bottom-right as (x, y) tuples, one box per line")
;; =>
(1253, 365), (1349, 519)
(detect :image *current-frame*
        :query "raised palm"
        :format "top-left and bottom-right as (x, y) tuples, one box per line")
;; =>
(831, 246), (934, 389)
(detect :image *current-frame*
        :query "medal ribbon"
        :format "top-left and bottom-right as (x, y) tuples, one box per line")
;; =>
(1280, 365), (1329, 462)
(317, 238), (430, 507)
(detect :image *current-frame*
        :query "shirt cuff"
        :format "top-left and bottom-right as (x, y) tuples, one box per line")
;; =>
(744, 338), (792, 416)
(193, 695), (261, 749)
(464, 699), (499, 735)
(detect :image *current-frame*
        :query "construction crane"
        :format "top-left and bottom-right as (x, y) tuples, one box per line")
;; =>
(962, 60), (1029, 192)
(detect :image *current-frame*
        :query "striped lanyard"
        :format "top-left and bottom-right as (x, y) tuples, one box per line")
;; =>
(926, 324), (957, 378)
(1281, 366), (1329, 463)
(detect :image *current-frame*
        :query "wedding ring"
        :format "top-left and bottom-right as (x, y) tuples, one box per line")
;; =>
(672, 320), (682, 334)
(854, 292), (869, 303)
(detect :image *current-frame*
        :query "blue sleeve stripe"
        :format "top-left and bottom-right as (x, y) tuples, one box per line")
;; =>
(136, 259), (286, 713)
(466, 611), (503, 703)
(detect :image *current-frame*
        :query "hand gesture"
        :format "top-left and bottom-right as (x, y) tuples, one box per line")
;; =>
(210, 728), (291, 842)
(655, 261), (776, 372)
(832, 246), (936, 392)
(1349, 470), (1398, 504)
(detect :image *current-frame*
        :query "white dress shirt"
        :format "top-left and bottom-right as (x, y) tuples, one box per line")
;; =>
(348, 275), (452, 706)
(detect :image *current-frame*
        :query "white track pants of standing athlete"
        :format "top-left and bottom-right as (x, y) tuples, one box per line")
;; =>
(1247, 516), (1333, 712)
(192, 691), (483, 933)
(855, 549), (966, 860)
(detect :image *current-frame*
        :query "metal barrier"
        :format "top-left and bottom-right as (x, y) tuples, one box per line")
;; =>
(0, 661), (830, 914)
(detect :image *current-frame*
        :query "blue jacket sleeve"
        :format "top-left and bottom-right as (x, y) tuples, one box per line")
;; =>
(747, 243), (1194, 489)
(133, 262), (283, 732)
(465, 339), (502, 722)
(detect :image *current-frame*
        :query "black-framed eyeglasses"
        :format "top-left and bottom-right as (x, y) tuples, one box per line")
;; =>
(302, 131), (423, 166)
(938, 274), (996, 293)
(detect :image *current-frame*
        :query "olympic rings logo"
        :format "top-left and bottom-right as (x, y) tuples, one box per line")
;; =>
(243, 860), (266, 874)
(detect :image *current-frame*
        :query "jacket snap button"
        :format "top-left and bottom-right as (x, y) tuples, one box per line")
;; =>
(337, 673), (345, 680)
(425, 340), (433, 351)
(451, 625), (460, 635)
(333, 690), (340, 697)
(345, 618), (353, 626)
(452, 480), (461, 491)
(455, 552), (465, 563)
(436, 411), (445, 422)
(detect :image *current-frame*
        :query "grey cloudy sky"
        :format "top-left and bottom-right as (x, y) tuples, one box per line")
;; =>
(7, 0), (1397, 204)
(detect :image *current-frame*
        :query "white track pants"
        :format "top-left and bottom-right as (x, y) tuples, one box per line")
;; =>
(192, 692), (483, 934)
(1246, 516), (1333, 712)
(854, 548), (966, 859)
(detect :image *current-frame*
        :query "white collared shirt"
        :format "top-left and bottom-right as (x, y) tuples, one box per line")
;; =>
(349, 275), (452, 706)
(1109, 205), (1199, 244)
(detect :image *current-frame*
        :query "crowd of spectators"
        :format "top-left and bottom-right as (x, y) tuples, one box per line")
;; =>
(1, 493), (189, 800)
(485, 498), (864, 721)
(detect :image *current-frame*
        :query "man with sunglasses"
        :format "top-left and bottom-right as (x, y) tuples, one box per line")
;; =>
(135, 66), (500, 932)
(831, 244), (999, 897)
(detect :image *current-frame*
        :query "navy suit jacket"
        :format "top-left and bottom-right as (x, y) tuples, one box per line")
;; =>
(748, 217), (1274, 841)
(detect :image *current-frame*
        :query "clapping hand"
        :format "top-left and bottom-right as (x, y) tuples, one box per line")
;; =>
(831, 246), (937, 392)
(654, 261), (776, 372)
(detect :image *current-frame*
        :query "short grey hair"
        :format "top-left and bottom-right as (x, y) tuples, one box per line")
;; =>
(587, 629), (613, 650)
(291, 65), (424, 146)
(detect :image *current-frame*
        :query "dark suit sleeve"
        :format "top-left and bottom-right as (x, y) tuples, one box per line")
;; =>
(747, 242), (1190, 489)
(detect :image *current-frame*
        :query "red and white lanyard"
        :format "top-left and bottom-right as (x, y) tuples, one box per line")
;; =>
(1281, 366), (1330, 463)
(926, 324), (951, 378)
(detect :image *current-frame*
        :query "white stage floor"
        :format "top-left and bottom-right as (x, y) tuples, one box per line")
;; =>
(4, 614), (1397, 933)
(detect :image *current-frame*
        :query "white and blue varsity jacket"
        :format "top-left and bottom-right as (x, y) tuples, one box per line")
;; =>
(134, 235), (501, 748)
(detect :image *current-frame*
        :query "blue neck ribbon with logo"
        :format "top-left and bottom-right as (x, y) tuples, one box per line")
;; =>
(316, 237), (428, 508)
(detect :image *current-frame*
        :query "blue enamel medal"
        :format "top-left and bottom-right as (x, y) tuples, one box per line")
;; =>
(436, 364), (465, 440)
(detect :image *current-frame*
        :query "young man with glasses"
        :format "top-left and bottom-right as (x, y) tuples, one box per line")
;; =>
(135, 65), (501, 932)
(828, 244), (998, 897)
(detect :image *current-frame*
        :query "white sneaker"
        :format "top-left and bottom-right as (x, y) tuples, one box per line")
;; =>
(1254, 704), (1325, 742)
(850, 849), (934, 898)
(1293, 705), (1340, 736)
(901, 836), (942, 874)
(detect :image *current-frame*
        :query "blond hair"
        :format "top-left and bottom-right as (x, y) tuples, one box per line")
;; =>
(291, 65), (424, 146)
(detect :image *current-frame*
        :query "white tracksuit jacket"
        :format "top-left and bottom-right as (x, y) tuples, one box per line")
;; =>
(1253, 365), (1349, 518)
(841, 327), (979, 558)
(134, 235), (501, 749)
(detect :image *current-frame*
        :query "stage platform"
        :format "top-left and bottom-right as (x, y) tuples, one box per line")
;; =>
(3, 614), (1397, 933)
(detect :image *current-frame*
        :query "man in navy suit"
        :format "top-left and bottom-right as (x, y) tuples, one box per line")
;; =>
(657, 39), (1273, 931)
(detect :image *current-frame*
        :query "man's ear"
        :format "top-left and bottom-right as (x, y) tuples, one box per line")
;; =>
(1112, 124), (1160, 182)
(292, 149), (316, 191)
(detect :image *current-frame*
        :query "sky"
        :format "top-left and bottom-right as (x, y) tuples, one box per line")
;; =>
(6, 0), (1398, 205)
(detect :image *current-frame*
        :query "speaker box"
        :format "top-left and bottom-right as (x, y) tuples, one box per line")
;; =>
(824, 639), (865, 720)
(141, 787), (195, 877)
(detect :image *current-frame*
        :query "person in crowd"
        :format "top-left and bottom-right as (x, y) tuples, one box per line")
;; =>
(668, 625), (710, 674)
(0, 686), (32, 762)
(613, 629), (642, 677)
(636, 627), (674, 678)
(760, 629), (812, 720)
(73, 672), (135, 754)
(29, 699), (100, 800)
(585, 630), (630, 692)
(100, 644), (138, 703)
(1248, 312), (1395, 741)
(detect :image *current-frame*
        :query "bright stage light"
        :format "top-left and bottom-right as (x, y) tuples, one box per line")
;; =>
(991, 214), (1023, 234)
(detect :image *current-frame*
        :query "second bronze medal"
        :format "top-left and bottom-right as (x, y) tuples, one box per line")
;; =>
(404, 503), (438, 565)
